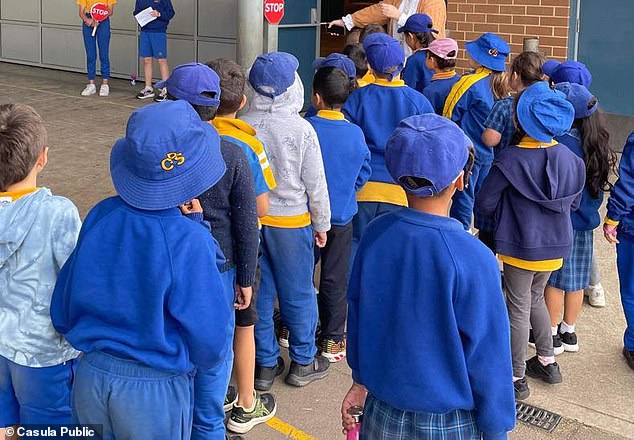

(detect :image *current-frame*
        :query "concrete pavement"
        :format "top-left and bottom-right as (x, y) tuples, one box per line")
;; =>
(1, 61), (632, 440)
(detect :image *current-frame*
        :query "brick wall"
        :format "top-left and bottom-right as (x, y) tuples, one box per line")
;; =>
(446, 0), (571, 71)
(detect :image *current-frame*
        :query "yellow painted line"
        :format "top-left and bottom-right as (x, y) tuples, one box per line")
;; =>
(266, 416), (318, 440)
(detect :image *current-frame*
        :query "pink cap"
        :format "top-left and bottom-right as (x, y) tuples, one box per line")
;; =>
(426, 38), (459, 60)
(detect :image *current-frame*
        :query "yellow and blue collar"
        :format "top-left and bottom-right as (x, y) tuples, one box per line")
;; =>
(431, 70), (457, 81)
(316, 110), (346, 121)
(373, 78), (406, 88)
(516, 136), (558, 149)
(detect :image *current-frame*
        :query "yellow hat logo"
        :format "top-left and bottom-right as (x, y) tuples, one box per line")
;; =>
(161, 152), (185, 171)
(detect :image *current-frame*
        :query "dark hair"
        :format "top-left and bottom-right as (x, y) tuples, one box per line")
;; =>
(313, 67), (356, 108)
(206, 58), (246, 116)
(426, 50), (456, 70)
(575, 107), (618, 198)
(0, 104), (47, 191)
(360, 24), (386, 43)
(166, 92), (218, 122)
(405, 31), (435, 48)
(511, 51), (545, 88)
(342, 43), (369, 79)
(511, 90), (528, 146)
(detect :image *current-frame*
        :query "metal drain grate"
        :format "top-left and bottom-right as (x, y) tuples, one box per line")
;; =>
(516, 402), (562, 432)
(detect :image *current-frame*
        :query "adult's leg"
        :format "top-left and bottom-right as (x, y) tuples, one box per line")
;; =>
(96, 19), (111, 81)
(503, 264), (534, 379)
(617, 237), (634, 351)
(82, 23), (97, 82)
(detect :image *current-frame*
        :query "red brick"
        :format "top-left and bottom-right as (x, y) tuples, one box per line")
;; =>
(447, 12), (467, 22)
(540, 46), (554, 56)
(526, 5), (554, 15)
(449, 30), (466, 41)
(447, 2), (459, 12)
(465, 13), (487, 22)
(499, 5), (526, 14)
(540, 0), (569, 6)
(499, 24), (525, 34)
(553, 26), (569, 37)
(538, 36), (568, 46)
(474, 4), (500, 13)
(554, 6), (570, 17)
(474, 23), (499, 33)
(457, 21), (475, 31)
(552, 46), (569, 57)
(510, 43), (524, 55)
(512, 0), (540, 5)
(510, 33), (529, 44)
(513, 15), (540, 25)
(525, 25), (553, 36)
(465, 31), (481, 41)
(458, 3), (475, 13)
(540, 16), (569, 26)
(487, 0), (513, 4)
(487, 14), (513, 24)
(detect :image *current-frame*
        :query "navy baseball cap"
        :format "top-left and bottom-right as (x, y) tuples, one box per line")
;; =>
(397, 14), (438, 34)
(517, 82), (575, 143)
(550, 60), (592, 87)
(249, 52), (299, 98)
(156, 63), (221, 107)
(386, 114), (472, 198)
(542, 59), (560, 77)
(313, 53), (357, 80)
(465, 33), (510, 72)
(555, 82), (598, 119)
(110, 100), (226, 211)
(363, 33), (405, 78)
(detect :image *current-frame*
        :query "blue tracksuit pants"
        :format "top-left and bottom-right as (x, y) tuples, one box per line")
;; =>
(82, 17), (111, 81)
(451, 161), (492, 231)
(617, 236), (634, 351)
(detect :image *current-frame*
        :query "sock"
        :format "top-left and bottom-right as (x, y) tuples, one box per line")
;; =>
(238, 391), (257, 412)
(551, 325), (558, 336)
(538, 355), (555, 366)
(560, 321), (575, 334)
(513, 376), (524, 382)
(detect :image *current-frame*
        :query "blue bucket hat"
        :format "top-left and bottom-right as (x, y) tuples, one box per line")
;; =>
(397, 14), (438, 34)
(110, 100), (226, 211)
(542, 59), (560, 78)
(555, 82), (598, 119)
(386, 114), (472, 198)
(156, 63), (221, 107)
(550, 60), (592, 87)
(517, 82), (575, 143)
(313, 53), (356, 80)
(363, 33), (405, 79)
(465, 33), (510, 72)
(249, 52), (299, 98)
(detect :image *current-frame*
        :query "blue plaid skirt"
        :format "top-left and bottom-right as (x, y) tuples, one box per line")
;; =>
(548, 229), (594, 291)
(361, 394), (480, 440)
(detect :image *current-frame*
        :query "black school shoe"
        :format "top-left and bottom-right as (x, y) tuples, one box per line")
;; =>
(624, 348), (634, 371)
(255, 357), (285, 391)
(514, 377), (530, 401)
(525, 356), (563, 384)
(528, 330), (564, 355)
(285, 355), (330, 387)
(560, 331), (579, 352)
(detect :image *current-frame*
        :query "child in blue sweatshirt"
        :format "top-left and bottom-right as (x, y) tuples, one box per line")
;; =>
(306, 66), (371, 363)
(51, 100), (233, 440)
(476, 82), (585, 400)
(342, 114), (514, 440)
(443, 33), (510, 232)
(399, 14), (437, 93)
(422, 37), (461, 115)
(343, 33), (433, 258)
(544, 83), (617, 355)
(604, 133), (634, 371)
(134, 0), (175, 101)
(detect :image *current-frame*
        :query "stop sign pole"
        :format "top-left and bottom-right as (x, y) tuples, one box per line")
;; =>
(263, 0), (284, 53)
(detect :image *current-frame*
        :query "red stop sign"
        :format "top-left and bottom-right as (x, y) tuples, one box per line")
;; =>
(264, 0), (285, 25)
(90, 2), (110, 22)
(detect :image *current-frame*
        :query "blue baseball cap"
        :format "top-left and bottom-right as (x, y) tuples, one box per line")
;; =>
(550, 60), (592, 87)
(386, 114), (472, 198)
(110, 100), (226, 211)
(465, 33), (510, 72)
(517, 82), (575, 143)
(249, 52), (299, 98)
(397, 14), (438, 34)
(542, 59), (560, 77)
(156, 63), (221, 107)
(555, 82), (598, 119)
(313, 53), (357, 80)
(363, 33), (405, 78)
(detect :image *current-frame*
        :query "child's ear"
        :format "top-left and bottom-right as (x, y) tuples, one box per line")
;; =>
(239, 94), (247, 112)
(37, 147), (49, 171)
(455, 171), (465, 192)
(311, 92), (322, 108)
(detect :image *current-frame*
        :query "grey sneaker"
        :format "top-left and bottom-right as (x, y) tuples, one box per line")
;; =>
(285, 355), (330, 387)
(227, 393), (277, 434)
(585, 283), (606, 308)
(136, 86), (155, 100)
(154, 87), (168, 102)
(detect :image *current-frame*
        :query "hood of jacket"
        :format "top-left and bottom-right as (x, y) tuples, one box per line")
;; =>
(247, 72), (305, 115)
(495, 144), (585, 213)
(0, 188), (49, 266)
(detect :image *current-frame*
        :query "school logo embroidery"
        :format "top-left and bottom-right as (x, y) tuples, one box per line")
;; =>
(161, 152), (185, 171)
(488, 49), (499, 57)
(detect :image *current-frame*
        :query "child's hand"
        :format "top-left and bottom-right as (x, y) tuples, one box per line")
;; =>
(315, 231), (327, 248)
(150, 10), (161, 17)
(179, 199), (203, 216)
(379, 2), (400, 19)
(234, 286), (252, 310)
(341, 383), (367, 434)
(603, 223), (619, 244)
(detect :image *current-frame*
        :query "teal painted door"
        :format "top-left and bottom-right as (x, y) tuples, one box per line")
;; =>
(577, 0), (634, 115)
(278, 0), (320, 109)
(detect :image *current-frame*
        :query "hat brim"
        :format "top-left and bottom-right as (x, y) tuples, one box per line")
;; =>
(465, 40), (507, 72)
(110, 127), (226, 211)
(398, 26), (439, 34)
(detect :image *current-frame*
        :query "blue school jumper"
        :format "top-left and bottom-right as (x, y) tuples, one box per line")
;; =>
(402, 50), (434, 93)
(444, 68), (496, 230)
(607, 132), (634, 351)
(51, 196), (233, 440)
(343, 78), (434, 254)
(423, 70), (461, 115)
(348, 208), (515, 440)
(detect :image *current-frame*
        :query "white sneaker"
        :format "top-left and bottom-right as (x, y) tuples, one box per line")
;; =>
(99, 84), (110, 97)
(586, 283), (606, 308)
(136, 86), (156, 100)
(81, 83), (97, 96)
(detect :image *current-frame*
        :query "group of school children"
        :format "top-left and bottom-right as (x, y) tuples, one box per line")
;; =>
(2, 10), (634, 440)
